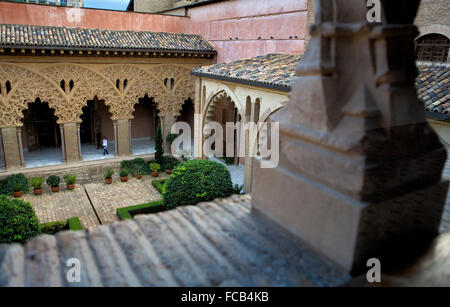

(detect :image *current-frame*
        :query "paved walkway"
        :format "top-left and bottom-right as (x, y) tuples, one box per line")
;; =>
(84, 175), (168, 224)
(22, 174), (168, 229)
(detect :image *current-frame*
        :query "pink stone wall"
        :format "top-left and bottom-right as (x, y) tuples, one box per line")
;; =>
(187, 0), (307, 63)
(0, 2), (189, 32)
(0, 0), (308, 63)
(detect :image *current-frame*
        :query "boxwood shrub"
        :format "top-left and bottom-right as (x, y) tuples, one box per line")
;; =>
(163, 160), (233, 210)
(117, 200), (165, 220)
(39, 221), (68, 235)
(67, 217), (83, 231)
(0, 173), (30, 196)
(120, 158), (151, 176)
(152, 179), (167, 194)
(0, 195), (39, 243)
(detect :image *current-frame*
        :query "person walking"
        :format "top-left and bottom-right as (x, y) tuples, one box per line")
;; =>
(102, 137), (109, 155)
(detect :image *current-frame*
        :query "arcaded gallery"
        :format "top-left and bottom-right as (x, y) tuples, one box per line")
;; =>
(0, 24), (214, 170)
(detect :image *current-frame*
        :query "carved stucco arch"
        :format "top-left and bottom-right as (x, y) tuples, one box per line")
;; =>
(150, 64), (196, 116)
(202, 87), (246, 127)
(0, 64), (66, 127)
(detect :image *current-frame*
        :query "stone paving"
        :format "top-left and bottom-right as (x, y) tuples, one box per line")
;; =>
(22, 185), (99, 229)
(84, 175), (169, 224)
(21, 174), (169, 228)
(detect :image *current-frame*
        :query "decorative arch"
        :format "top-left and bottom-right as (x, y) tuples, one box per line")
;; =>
(0, 64), (65, 127)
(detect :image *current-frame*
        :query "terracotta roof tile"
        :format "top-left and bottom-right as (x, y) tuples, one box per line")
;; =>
(192, 53), (302, 91)
(0, 24), (216, 53)
(417, 62), (450, 115)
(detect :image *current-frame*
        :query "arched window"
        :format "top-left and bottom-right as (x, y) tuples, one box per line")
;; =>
(416, 34), (449, 62)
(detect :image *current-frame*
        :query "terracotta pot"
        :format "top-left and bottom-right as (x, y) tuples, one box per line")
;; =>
(165, 169), (172, 175)
(34, 188), (43, 195)
(51, 185), (60, 193)
(105, 178), (112, 184)
(120, 176), (128, 182)
(67, 184), (75, 190)
(13, 190), (23, 198)
(152, 171), (159, 177)
(136, 174), (142, 180)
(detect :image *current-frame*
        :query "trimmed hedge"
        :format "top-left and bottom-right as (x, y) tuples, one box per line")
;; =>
(116, 200), (165, 220)
(67, 217), (83, 231)
(39, 217), (84, 235)
(152, 179), (167, 194)
(0, 195), (39, 243)
(163, 160), (233, 210)
(39, 221), (67, 235)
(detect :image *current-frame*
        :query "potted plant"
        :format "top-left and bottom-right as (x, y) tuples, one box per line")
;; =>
(150, 162), (161, 177)
(12, 183), (23, 198)
(30, 177), (44, 195)
(120, 170), (129, 182)
(164, 160), (174, 175)
(46, 175), (60, 193)
(134, 165), (143, 180)
(63, 174), (77, 190)
(104, 167), (114, 184)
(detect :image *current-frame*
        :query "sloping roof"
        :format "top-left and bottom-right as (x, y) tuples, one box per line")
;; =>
(0, 24), (216, 54)
(192, 53), (301, 91)
(0, 194), (350, 287)
(417, 62), (450, 116)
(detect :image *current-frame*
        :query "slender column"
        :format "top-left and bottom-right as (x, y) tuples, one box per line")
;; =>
(194, 78), (203, 159)
(113, 120), (118, 156)
(1, 127), (22, 170)
(252, 0), (446, 274)
(16, 128), (25, 167)
(116, 119), (131, 156)
(60, 125), (66, 162)
(77, 123), (82, 161)
(244, 100), (260, 193)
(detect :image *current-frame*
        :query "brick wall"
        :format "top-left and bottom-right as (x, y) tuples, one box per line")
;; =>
(415, 0), (450, 30)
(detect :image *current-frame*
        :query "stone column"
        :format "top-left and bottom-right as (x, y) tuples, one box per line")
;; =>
(16, 128), (25, 167)
(243, 100), (260, 193)
(193, 78), (203, 159)
(62, 123), (81, 163)
(161, 115), (176, 154)
(113, 120), (118, 156)
(60, 125), (66, 162)
(0, 127), (22, 170)
(252, 0), (447, 274)
(115, 119), (131, 156)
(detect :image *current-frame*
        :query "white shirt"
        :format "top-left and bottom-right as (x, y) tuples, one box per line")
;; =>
(102, 139), (108, 148)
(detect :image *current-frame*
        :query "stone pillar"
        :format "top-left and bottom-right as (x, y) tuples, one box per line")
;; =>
(1, 127), (22, 170)
(63, 123), (81, 163)
(60, 125), (66, 162)
(244, 100), (260, 193)
(116, 119), (131, 156)
(161, 115), (176, 154)
(252, 0), (447, 274)
(16, 128), (25, 167)
(194, 78), (203, 159)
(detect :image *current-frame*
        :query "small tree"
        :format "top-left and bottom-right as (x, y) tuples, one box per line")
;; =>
(155, 124), (164, 165)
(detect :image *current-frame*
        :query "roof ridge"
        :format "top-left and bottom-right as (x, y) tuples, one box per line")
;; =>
(417, 61), (450, 68)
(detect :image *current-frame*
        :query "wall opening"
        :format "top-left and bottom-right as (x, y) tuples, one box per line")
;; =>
(21, 98), (63, 168)
(131, 94), (159, 155)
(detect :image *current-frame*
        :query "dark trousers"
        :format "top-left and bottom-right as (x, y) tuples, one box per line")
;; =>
(103, 147), (109, 155)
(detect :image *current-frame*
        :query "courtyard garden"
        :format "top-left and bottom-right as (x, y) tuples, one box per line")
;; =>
(0, 129), (243, 244)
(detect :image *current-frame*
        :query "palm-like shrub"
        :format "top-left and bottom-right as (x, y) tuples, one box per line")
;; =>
(63, 174), (77, 185)
(30, 177), (44, 190)
(104, 167), (114, 179)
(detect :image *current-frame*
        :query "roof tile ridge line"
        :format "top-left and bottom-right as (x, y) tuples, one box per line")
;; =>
(0, 23), (207, 38)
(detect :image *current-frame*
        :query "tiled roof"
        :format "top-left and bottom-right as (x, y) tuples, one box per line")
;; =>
(192, 53), (301, 91)
(0, 194), (351, 287)
(0, 24), (216, 53)
(417, 62), (450, 115)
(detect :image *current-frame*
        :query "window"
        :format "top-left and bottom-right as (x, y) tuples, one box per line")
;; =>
(416, 34), (450, 62)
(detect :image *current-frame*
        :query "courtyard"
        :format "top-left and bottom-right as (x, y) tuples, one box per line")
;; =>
(22, 174), (170, 228)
